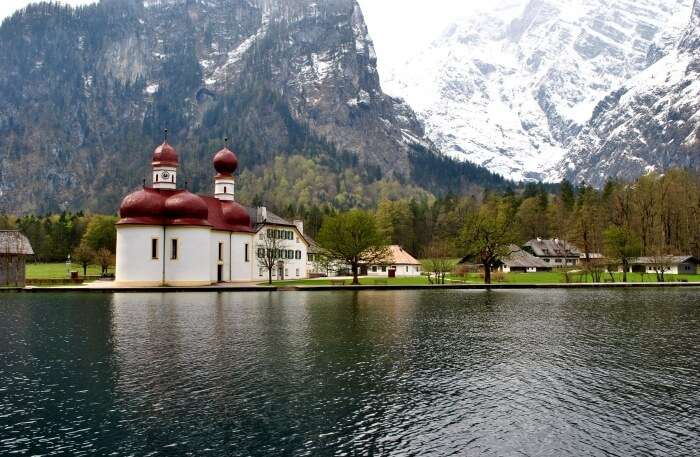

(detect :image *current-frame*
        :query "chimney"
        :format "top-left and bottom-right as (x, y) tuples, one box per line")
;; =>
(293, 220), (304, 235)
(257, 206), (267, 222)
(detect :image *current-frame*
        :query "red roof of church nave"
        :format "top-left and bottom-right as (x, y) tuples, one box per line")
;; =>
(117, 188), (252, 232)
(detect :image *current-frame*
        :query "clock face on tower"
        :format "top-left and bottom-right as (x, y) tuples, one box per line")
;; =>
(161, 171), (171, 181)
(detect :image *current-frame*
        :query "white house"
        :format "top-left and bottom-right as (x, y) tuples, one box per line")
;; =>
(115, 139), (308, 286)
(625, 256), (699, 275)
(368, 245), (422, 277)
(523, 238), (582, 267)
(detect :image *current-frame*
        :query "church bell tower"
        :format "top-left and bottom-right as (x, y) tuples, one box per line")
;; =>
(151, 129), (178, 190)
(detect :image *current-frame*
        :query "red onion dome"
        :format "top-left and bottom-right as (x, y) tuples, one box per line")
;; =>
(164, 191), (210, 226)
(222, 201), (251, 228)
(152, 141), (179, 167)
(118, 188), (166, 225)
(213, 146), (238, 177)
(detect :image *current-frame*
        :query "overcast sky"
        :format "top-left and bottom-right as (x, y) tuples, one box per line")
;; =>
(0, 0), (494, 68)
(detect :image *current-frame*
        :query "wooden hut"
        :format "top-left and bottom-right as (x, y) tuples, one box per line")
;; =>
(0, 231), (34, 287)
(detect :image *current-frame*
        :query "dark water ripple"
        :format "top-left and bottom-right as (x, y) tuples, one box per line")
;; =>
(1, 289), (699, 456)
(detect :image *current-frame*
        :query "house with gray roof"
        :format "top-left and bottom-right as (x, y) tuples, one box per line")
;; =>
(499, 245), (553, 273)
(626, 256), (698, 275)
(523, 238), (582, 267)
(0, 231), (34, 287)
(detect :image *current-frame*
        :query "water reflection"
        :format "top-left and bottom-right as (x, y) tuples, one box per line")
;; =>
(1, 289), (698, 455)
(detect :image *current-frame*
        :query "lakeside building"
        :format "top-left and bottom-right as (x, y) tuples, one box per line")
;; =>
(498, 245), (552, 273)
(368, 245), (422, 277)
(523, 238), (582, 266)
(306, 242), (421, 278)
(0, 231), (34, 287)
(115, 140), (308, 286)
(624, 256), (698, 275)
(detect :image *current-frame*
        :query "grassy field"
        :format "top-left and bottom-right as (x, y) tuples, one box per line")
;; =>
(260, 276), (435, 286)
(26, 263), (112, 279)
(262, 271), (700, 286)
(484, 271), (700, 284)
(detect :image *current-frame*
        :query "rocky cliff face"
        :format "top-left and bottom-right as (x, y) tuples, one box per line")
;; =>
(383, 0), (691, 182)
(0, 0), (491, 214)
(560, 0), (700, 186)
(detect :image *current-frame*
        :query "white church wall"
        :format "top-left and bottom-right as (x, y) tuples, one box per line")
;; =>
(163, 226), (211, 286)
(210, 231), (230, 283)
(115, 225), (165, 286)
(231, 233), (254, 281)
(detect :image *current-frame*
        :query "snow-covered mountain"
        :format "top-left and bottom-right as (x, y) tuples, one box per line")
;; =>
(382, 0), (692, 182)
(560, 0), (700, 186)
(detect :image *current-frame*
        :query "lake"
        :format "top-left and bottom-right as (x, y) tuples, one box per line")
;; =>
(1, 290), (698, 455)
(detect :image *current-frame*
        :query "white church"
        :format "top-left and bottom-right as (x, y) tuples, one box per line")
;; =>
(115, 138), (309, 286)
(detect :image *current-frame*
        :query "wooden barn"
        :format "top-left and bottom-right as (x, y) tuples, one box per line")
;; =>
(0, 231), (34, 287)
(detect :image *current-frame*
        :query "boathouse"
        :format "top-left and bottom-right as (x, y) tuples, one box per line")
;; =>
(0, 231), (34, 287)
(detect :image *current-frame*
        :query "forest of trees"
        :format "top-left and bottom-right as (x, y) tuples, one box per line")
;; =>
(2, 169), (699, 274)
(0, 213), (117, 267)
(363, 169), (700, 262)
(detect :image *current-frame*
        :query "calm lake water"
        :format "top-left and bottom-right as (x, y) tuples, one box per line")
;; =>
(1, 290), (698, 456)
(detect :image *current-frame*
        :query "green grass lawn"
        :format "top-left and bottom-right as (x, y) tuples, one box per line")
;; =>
(26, 263), (112, 279)
(260, 276), (436, 286)
(262, 271), (700, 287)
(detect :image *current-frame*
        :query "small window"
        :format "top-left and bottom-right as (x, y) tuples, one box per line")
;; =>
(406, 266), (409, 272)
(224, 186), (227, 193)
(381, 266), (386, 272)
(296, 268), (300, 277)
(372, 266), (377, 272)
(296, 251), (301, 260)
(151, 239), (159, 259)
(218, 242), (223, 261)
(155, 174), (159, 182)
(171, 239), (178, 260)
(245, 244), (250, 262)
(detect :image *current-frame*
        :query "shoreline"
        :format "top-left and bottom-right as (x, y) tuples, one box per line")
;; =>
(4, 282), (700, 293)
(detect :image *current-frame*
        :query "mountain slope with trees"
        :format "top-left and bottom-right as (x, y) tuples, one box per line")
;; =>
(0, 0), (505, 215)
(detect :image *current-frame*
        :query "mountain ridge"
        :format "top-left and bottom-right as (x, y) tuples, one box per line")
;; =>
(382, 0), (692, 182)
(560, 0), (700, 186)
(0, 0), (506, 214)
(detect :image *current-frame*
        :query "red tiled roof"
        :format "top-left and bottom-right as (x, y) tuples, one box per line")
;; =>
(200, 196), (253, 233)
(118, 187), (253, 232)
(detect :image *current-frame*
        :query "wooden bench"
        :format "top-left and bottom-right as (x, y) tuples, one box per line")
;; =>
(373, 279), (388, 285)
(330, 279), (346, 286)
